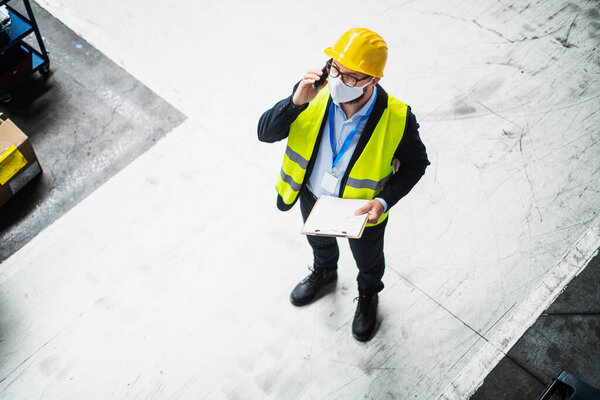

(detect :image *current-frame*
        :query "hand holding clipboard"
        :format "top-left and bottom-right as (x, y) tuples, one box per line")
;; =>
(301, 196), (371, 239)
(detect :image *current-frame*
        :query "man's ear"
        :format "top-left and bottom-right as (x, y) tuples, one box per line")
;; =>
(371, 77), (380, 86)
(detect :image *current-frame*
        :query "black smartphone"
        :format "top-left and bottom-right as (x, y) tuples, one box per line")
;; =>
(313, 64), (329, 91)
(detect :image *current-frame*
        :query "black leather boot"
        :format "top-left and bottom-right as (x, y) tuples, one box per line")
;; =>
(290, 268), (337, 306)
(352, 291), (378, 341)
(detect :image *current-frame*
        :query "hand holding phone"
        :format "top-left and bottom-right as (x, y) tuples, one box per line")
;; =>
(312, 64), (329, 92)
(293, 64), (330, 107)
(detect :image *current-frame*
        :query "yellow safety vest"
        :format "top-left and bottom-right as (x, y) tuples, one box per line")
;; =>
(276, 86), (408, 226)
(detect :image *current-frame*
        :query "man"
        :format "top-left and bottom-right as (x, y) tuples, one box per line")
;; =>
(257, 28), (429, 341)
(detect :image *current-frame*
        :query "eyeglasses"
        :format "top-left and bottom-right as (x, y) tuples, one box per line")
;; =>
(326, 59), (373, 88)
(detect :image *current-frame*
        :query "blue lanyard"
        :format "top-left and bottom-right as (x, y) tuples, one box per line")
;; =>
(328, 88), (377, 170)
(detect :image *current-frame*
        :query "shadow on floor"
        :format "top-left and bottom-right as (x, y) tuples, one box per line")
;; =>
(0, 1), (186, 262)
(471, 251), (600, 399)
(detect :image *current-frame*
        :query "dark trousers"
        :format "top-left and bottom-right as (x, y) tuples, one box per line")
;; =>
(299, 187), (387, 295)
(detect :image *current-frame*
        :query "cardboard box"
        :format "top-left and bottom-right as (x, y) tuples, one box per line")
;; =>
(0, 113), (42, 207)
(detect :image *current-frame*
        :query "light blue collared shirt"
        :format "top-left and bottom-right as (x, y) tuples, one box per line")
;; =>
(306, 87), (388, 211)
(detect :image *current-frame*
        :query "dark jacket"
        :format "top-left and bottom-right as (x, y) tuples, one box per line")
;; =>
(257, 83), (430, 211)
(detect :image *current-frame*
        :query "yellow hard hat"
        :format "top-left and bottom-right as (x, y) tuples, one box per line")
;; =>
(324, 28), (388, 78)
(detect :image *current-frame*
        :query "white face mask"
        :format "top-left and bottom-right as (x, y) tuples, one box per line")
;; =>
(328, 74), (373, 105)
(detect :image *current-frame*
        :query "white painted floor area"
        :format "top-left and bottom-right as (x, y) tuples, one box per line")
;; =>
(2, 0), (600, 399)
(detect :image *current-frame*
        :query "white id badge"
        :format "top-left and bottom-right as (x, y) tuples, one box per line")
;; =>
(320, 171), (338, 194)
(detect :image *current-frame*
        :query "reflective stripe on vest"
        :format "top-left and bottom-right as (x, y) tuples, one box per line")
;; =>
(276, 86), (408, 226)
(342, 94), (408, 226)
(275, 88), (330, 206)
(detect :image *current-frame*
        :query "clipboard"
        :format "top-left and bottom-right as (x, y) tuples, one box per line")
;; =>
(301, 196), (370, 239)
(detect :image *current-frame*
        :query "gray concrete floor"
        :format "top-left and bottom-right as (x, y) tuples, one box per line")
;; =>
(0, 1), (186, 262)
(471, 251), (600, 399)
(1, 1), (599, 399)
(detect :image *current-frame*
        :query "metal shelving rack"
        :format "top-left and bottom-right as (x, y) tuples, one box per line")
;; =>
(0, 0), (50, 101)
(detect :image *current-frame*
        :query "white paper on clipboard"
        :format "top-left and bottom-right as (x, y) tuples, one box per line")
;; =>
(301, 195), (370, 239)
